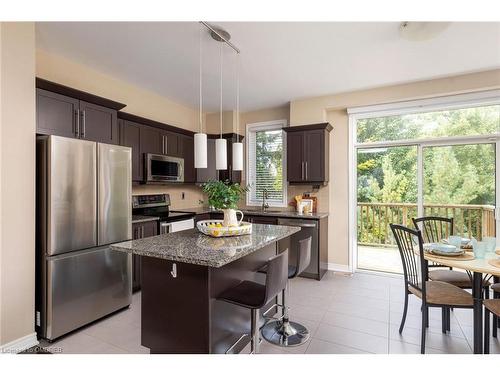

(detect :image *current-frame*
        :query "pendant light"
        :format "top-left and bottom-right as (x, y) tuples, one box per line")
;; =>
(215, 42), (227, 170)
(232, 54), (243, 171)
(194, 24), (207, 168)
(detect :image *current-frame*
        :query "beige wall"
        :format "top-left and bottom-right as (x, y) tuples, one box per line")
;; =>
(290, 69), (500, 269)
(0, 23), (36, 347)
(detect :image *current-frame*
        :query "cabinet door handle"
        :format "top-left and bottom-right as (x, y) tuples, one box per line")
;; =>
(301, 162), (304, 180)
(74, 109), (80, 137)
(305, 162), (308, 180)
(164, 135), (168, 154)
(140, 226), (144, 238)
(81, 110), (86, 138)
(171, 263), (177, 278)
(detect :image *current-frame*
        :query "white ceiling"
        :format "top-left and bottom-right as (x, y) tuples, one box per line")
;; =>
(36, 22), (500, 112)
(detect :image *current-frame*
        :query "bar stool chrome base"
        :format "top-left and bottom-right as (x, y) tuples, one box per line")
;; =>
(261, 319), (310, 347)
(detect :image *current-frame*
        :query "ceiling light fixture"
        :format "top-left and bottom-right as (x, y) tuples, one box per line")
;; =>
(215, 41), (227, 170)
(232, 54), (243, 171)
(194, 23), (207, 169)
(199, 22), (242, 172)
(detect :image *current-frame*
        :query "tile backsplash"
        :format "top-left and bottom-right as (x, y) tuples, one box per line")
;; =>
(132, 184), (205, 210)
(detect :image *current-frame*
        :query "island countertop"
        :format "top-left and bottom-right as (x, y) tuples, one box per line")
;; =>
(110, 224), (300, 268)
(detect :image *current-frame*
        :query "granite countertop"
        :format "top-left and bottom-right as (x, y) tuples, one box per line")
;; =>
(172, 207), (328, 220)
(132, 215), (160, 224)
(110, 224), (300, 268)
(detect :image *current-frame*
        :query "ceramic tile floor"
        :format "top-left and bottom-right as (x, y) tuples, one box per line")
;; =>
(39, 271), (500, 354)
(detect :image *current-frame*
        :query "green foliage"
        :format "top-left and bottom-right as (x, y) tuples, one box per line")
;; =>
(254, 130), (283, 200)
(201, 180), (249, 210)
(356, 105), (499, 245)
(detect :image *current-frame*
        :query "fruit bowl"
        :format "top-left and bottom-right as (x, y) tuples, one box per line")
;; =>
(197, 220), (252, 237)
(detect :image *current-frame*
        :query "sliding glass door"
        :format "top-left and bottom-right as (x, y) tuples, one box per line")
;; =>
(352, 97), (500, 273)
(423, 143), (496, 239)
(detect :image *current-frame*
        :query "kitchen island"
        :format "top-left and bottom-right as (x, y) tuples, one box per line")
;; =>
(110, 224), (300, 354)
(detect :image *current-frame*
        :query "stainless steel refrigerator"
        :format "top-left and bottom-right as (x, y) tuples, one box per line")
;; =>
(36, 135), (132, 340)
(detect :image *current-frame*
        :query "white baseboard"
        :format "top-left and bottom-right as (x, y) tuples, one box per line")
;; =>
(327, 263), (352, 273)
(0, 332), (39, 354)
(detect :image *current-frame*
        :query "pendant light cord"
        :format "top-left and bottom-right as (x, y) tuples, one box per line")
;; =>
(220, 43), (223, 139)
(199, 24), (203, 133)
(236, 54), (240, 143)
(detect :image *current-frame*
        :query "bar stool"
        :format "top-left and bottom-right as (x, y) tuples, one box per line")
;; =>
(261, 237), (312, 347)
(218, 250), (289, 354)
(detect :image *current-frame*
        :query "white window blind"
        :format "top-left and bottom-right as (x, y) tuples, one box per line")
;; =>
(246, 120), (287, 207)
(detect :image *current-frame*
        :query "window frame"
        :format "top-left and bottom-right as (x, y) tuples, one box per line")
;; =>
(245, 119), (288, 207)
(347, 90), (500, 273)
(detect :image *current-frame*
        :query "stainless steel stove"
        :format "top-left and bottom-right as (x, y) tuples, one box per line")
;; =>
(132, 194), (195, 234)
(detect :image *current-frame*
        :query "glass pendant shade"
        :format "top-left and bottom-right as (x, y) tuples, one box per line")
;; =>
(215, 138), (227, 170)
(194, 132), (207, 168)
(232, 142), (243, 171)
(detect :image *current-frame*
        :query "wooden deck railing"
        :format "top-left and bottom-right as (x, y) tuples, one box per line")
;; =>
(357, 202), (496, 247)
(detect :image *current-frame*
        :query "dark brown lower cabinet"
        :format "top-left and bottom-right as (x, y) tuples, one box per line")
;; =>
(246, 215), (278, 225)
(132, 221), (158, 292)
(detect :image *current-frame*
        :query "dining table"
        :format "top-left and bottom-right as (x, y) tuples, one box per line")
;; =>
(422, 249), (500, 354)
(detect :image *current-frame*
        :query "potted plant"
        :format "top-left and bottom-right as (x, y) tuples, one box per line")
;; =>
(201, 180), (249, 227)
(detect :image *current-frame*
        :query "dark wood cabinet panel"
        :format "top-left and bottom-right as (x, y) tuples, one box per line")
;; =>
(164, 131), (181, 157)
(140, 126), (163, 156)
(217, 135), (243, 184)
(79, 100), (118, 144)
(36, 89), (79, 138)
(286, 132), (305, 183)
(304, 130), (325, 182)
(120, 120), (142, 182)
(181, 135), (196, 183)
(196, 138), (217, 183)
(132, 220), (158, 292)
(284, 123), (331, 185)
(246, 215), (278, 225)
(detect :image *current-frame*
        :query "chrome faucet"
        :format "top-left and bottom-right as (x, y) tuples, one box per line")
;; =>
(262, 189), (270, 212)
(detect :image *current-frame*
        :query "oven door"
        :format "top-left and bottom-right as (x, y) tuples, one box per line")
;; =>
(146, 154), (184, 183)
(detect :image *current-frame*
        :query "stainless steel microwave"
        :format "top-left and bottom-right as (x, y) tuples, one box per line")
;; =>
(145, 154), (184, 183)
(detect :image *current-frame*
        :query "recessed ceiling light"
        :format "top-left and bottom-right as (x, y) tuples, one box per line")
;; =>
(399, 22), (450, 41)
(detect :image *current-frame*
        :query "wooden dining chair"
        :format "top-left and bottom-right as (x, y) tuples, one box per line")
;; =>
(483, 297), (500, 354)
(412, 217), (490, 297)
(490, 282), (500, 338)
(390, 224), (474, 354)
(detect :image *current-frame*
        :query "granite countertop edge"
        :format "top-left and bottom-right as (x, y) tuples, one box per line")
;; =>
(173, 207), (328, 219)
(110, 225), (301, 268)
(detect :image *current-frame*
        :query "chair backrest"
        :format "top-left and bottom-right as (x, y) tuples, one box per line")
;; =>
(294, 237), (312, 277)
(412, 216), (453, 243)
(264, 250), (289, 305)
(390, 224), (427, 298)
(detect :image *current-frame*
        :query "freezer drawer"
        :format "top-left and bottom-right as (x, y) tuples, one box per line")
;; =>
(41, 246), (132, 340)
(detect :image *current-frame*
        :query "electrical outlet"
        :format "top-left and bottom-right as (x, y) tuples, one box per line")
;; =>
(181, 192), (185, 200)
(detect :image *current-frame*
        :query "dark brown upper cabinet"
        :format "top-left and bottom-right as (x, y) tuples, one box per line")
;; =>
(119, 119), (142, 182)
(196, 138), (217, 183)
(78, 100), (118, 144)
(284, 123), (332, 185)
(181, 135), (196, 183)
(36, 89), (80, 138)
(36, 79), (125, 145)
(217, 134), (244, 184)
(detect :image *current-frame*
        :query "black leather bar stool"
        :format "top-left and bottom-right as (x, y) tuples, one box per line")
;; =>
(261, 236), (312, 347)
(218, 250), (289, 354)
